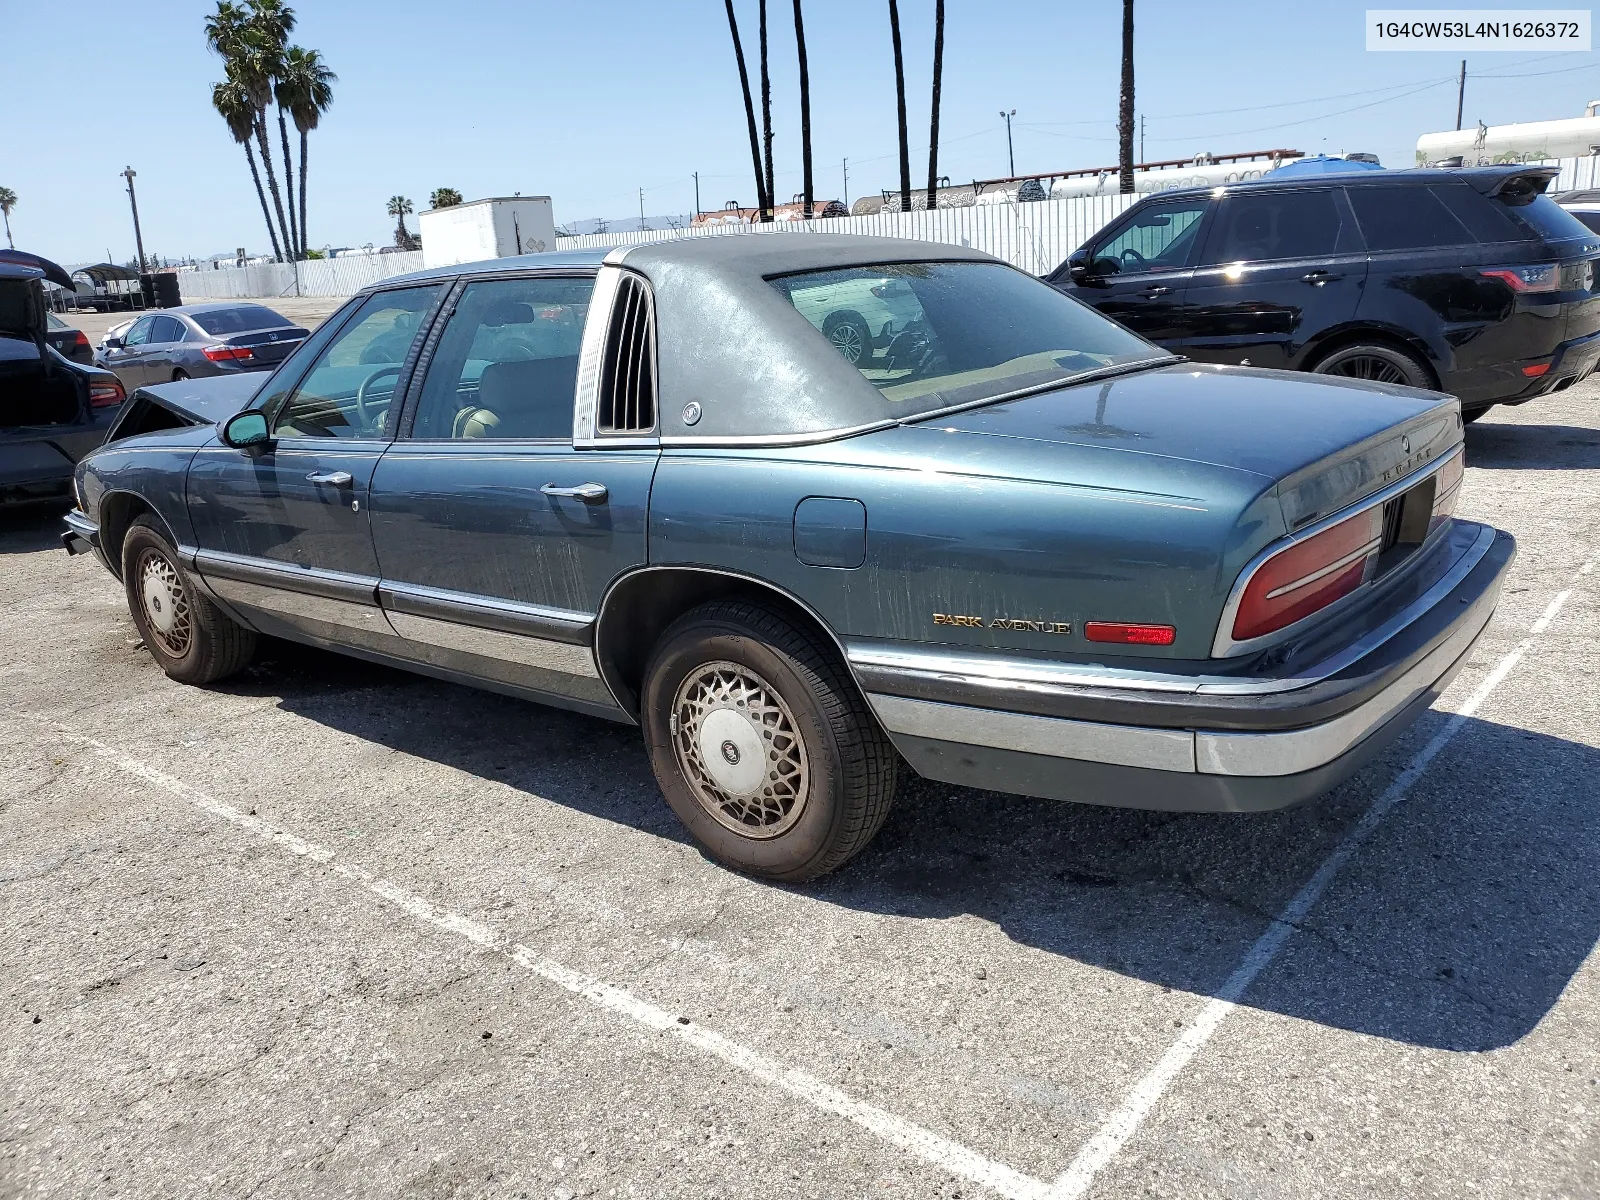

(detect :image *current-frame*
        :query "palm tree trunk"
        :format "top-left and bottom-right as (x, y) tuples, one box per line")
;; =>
(724, 0), (770, 218)
(253, 114), (293, 262)
(888, 0), (911, 212)
(1118, 0), (1135, 193)
(793, 0), (813, 219)
(927, 0), (945, 210)
(298, 128), (310, 259)
(244, 140), (284, 263)
(277, 109), (299, 258)
(759, 0), (774, 221)
(2, 212), (11, 250)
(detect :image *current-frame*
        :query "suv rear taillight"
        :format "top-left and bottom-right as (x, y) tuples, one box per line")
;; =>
(1480, 264), (1559, 293)
(202, 345), (254, 362)
(89, 380), (126, 408)
(1231, 507), (1384, 642)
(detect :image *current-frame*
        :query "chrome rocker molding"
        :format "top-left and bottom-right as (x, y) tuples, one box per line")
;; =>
(1212, 447), (1463, 658)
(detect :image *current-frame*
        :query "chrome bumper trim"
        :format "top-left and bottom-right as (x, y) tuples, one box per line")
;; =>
(63, 509), (98, 541)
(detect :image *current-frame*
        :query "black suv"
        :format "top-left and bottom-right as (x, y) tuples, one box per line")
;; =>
(1047, 165), (1600, 421)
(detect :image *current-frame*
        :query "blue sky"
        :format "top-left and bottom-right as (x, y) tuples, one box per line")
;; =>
(2, 0), (1596, 264)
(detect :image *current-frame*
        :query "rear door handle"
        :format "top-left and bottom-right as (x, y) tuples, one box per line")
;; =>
(1302, 271), (1341, 285)
(1140, 285), (1173, 296)
(541, 482), (608, 503)
(306, 470), (353, 486)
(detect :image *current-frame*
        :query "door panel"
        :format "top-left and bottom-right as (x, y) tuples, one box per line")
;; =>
(105, 315), (156, 387)
(184, 285), (446, 649)
(1181, 187), (1367, 369)
(368, 272), (646, 710)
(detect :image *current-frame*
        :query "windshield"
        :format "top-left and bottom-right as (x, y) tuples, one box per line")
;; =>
(192, 304), (290, 335)
(770, 261), (1161, 418)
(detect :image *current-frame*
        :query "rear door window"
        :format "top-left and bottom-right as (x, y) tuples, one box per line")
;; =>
(1346, 186), (1473, 250)
(1203, 189), (1352, 263)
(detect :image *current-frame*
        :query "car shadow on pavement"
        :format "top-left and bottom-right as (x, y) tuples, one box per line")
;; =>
(1466, 421), (1600, 469)
(0, 504), (71, 555)
(239, 639), (1599, 1054)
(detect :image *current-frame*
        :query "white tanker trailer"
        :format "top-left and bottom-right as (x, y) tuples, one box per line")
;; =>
(1417, 103), (1600, 166)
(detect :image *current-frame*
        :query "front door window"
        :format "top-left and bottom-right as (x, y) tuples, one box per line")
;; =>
(1091, 200), (1210, 276)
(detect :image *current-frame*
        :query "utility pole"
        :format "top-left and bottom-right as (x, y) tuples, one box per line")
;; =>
(639, 187), (647, 230)
(999, 109), (1016, 178)
(1455, 59), (1466, 130)
(693, 172), (701, 216)
(842, 158), (849, 209)
(1140, 114), (1145, 165)
(121, 166), (147, 275)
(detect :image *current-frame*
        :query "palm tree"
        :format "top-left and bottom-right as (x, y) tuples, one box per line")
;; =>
(388, 196), (416, 250)
(1118, 0), (1135, 193)
(887, 0), (911, 212)
(723, 0), (770, 219)
(249, 0), (300, 256)
(278, 44), (335, 259)
(0, 187), (15, 249)
(758, 0), (774, 221)
(212, 77), (282, 262)
(206, 0), (294, 261)
(430, 187), (463, 209)
(792, 0), (813, 218)
(927, 0), (945, 210)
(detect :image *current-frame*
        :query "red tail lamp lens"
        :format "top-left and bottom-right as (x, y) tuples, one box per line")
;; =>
(1085, 621), (1176, 646)
(72, 331), (90, 350)
(202, 345), (254, 362)
(89, 380), (126, 408)
(1231, 507), (1384, 642)
(1521, 362), (1551, 378)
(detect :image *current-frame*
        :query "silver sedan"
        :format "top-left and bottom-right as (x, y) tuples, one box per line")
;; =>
(97, 303), (309, 388)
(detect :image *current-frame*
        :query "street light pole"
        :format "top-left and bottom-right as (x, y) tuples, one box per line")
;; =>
(121, 166), (147, 275)
(999, 110), (1016, 178)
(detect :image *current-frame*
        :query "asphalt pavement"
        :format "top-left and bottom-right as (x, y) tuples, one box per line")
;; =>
(1, 382), (1596, 1199)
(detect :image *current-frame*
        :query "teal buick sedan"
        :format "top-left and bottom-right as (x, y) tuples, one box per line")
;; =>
(62, 234), (1512, 881)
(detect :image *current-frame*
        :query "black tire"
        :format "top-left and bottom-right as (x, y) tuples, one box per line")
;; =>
(172, 368), (189, 381)
(1462, 404), (1493, 424)
(1310, 342), (1434, 390)
(641, 600), (898, 882)
(122, 516), (256, 684)
(821, 310), (873, 366)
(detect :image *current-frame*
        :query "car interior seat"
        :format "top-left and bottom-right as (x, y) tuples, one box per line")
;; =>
(453, 356), (581, 439)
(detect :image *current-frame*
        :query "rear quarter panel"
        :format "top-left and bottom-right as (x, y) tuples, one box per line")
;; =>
(648, 430), (1279, 662)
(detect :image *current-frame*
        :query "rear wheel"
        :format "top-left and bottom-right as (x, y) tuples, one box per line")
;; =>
(172, 368), (189, 381)
(822, 311), (873, 366)
(122, 516), (256, 684)
(641, 600), (898, 882)
(1310, 342), (1434, 390)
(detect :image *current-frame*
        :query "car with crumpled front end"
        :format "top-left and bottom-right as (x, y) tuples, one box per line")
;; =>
(61, 234), (1512, 882)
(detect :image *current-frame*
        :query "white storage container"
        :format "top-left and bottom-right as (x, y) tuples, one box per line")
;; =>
(419, 197), (557, 268)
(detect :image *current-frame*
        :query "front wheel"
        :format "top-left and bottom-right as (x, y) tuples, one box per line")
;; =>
(122, 516), (256, 684)
(641, 601), (898, 882)
(1310, 342), (1433, 390)
(821, 311), (873, 366)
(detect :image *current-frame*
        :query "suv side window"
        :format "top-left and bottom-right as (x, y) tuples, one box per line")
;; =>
(1347, 185), (1473, 251)
(1090, 198), (1210, 276)
(1203, 189), (1352, 263)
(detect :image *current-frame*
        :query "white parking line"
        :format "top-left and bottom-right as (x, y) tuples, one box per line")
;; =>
(26, 721), (1052, 1200)
(1045, 560), (1593, 1200)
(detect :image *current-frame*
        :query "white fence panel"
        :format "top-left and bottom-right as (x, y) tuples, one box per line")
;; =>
(173, 196), (1139, 301)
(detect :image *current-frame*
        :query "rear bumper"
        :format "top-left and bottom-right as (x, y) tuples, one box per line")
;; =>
(61, 508), (101, 560)
(1467, 326), (1600, 410)
(857, 521), (1514, 812)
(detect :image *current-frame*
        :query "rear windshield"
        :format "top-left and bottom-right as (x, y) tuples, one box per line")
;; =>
(1568, 209), (1600, 235)
(1509, 194), (1595, 242)
(191, 304), (290, 335)
(770, 261), (1161, 418)
(46, 312), (68, 331)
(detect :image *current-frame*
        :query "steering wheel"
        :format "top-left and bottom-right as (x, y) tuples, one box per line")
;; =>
(1120, 247), (1148, 268)
(353, 366), (401, 432)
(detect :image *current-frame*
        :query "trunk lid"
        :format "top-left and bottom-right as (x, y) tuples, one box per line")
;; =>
(931, 362), (1461, 529)
(220, 325), (308, 366)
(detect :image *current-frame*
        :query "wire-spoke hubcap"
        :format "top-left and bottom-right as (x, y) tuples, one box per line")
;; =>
(671, 661), (810, 838)
(1327, 354), (1405, 384)
(139, 551), (192, 657)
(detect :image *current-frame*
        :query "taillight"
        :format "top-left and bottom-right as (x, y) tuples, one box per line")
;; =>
(72, 331), (91, 351)
(202, 345), (254, 362)
(1085, 621), (1176, 646)
(89, 380), (126, 408)
(1430, 446), (1464, 532)
(1231, 507), (1385, 643)
(1479, 264), (1558, 293)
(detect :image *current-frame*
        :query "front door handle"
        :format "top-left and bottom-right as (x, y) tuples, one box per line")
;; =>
(1302, 271), (1341, 286)
(306, 470), (353, 486)
(1140, 285), (1173, 296)
(541, 482), (608, 503)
